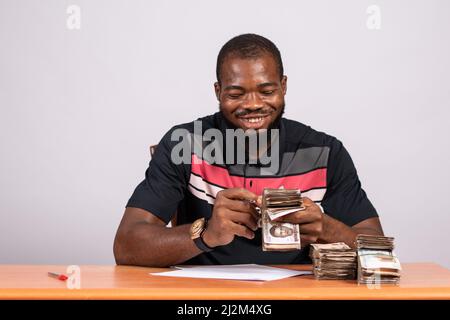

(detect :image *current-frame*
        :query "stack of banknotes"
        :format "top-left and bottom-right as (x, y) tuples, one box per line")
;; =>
(309, 243), (357, 279)
(356, 234), (401, 284)
(261, 188), (305, 251)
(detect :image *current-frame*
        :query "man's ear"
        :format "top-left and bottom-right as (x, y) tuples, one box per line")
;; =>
(214, 82), (221, 101)
(281, 75), (287, 95)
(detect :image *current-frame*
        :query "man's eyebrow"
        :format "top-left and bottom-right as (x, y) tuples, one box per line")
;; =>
(223, 83), (278, 90)
(257, 82), (278, 88)
(223, 85), (245, 91)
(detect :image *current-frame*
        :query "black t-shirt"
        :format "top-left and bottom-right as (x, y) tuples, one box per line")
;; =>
(126, 112), (378, 264)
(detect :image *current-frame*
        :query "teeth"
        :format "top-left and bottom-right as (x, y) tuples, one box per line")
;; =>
(242, 117), (264, 123)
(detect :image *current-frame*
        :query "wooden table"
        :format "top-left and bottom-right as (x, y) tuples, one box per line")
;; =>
(0, 263), (449, 300)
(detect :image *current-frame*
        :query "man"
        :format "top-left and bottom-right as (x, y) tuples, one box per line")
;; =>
(114, 34), (383, 267)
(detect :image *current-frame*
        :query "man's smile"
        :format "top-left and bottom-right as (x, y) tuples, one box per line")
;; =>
(236, 113), (272, 130)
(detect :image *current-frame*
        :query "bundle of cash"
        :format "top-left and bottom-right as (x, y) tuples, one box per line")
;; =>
(261, 188), (304, 251)
(356, 234), (395, 251)
(309, 243), (357, 280)
(356, 234), (401, 284)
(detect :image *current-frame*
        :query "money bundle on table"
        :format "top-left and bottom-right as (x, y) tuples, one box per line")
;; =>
(261, 188), (304, 251)
(356, 234), (401, 284)
(309, 243), (357, 280)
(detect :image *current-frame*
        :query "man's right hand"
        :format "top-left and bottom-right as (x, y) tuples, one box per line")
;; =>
(202, 188), (260, 248)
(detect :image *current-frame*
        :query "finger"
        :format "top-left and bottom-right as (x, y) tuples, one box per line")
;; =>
(222, 197), (259, 218)
(227, 209), (258, 231)
(300, 234), (317, 246)
(301, 197), (315, 206)
(299, 222), (322, 236)
(256, 195), (262, 207)
(221, 188), (258, 202)
(229, 221), (255, 240)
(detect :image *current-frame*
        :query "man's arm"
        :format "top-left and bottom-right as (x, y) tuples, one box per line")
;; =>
(114, 188), (259, 267)
(113, 207), (202, 267)
(320, 215), (383, 249)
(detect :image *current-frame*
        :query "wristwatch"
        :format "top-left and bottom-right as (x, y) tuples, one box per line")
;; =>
(190, 218), (214, 252)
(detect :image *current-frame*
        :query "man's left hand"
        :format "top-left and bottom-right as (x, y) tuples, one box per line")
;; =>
(273, 197), (324, 246)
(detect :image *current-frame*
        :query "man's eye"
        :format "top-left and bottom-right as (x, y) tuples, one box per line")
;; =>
(228, 94), (243, 99)
(262, 90), (275, 95)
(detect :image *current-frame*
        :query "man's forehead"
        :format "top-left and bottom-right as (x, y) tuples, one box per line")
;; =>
(220, 55), (279, 86)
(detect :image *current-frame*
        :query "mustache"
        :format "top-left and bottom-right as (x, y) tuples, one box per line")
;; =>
(234, 107), (276, 117)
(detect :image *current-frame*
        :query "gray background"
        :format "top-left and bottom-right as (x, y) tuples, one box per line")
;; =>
(1, 0), (449, 267)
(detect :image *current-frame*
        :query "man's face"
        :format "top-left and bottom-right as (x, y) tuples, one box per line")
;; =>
(271, 225), (294, 237)
(215, 53), (287, 131)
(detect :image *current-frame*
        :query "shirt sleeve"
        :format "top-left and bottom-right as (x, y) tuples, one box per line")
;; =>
(126, 127), (188, 224)
(321, 138), (378, 226)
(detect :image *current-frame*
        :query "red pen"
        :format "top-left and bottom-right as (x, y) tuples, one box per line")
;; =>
(47, 272), (68, 281)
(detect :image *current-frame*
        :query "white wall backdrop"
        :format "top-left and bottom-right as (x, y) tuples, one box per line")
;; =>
(1, 0), (449, 267)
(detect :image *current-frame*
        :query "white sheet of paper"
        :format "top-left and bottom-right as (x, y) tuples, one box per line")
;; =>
(150, 264), (312, 281)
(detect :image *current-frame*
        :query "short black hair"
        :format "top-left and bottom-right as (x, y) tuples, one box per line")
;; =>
(216, 33), (284, 83)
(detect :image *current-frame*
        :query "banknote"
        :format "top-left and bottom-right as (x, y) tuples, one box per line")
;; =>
(309, 243), (357, 280)
(261, 188), (304, 251)
(264, 188), (305, 220)
(355, 234), (395, 250)
(357, 249), (401, 284)
(356, 235), (401, 284)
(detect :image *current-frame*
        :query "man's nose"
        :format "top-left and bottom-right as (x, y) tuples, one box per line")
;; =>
(242, 92), (264, 110)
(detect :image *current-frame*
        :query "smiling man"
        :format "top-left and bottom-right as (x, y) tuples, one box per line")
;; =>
(113, 34), (383, 267)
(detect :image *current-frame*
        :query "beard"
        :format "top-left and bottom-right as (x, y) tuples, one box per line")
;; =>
(267, 103), (285, 130)
(218, 103), (285, 165)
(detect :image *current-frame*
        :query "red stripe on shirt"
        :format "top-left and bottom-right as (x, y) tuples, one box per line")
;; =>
(191, 154), (327, 196)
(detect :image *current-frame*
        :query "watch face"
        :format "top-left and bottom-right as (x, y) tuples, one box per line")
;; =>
(190, 218), (205, 239)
